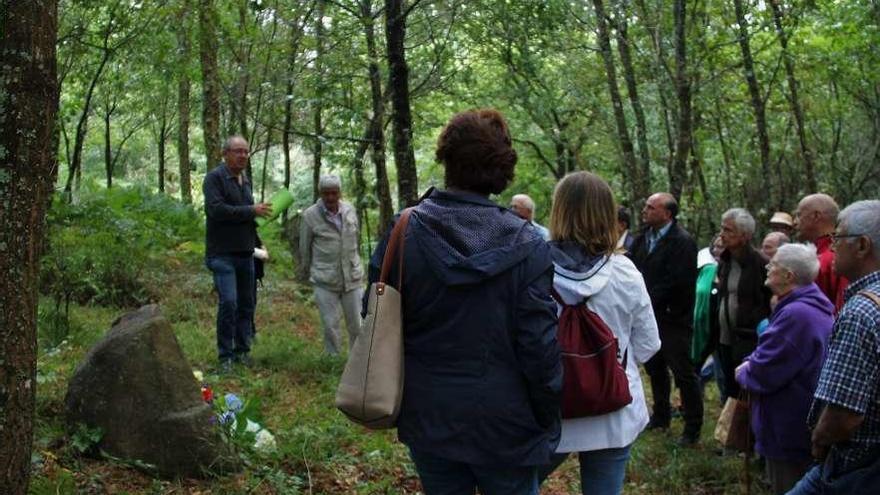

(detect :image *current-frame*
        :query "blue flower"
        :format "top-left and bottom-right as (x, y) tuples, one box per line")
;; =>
(219, 410), (236, 426)
(224, 393), (243, 413)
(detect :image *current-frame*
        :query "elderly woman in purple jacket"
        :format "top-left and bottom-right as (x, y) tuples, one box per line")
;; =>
(735, 243), (834, 494)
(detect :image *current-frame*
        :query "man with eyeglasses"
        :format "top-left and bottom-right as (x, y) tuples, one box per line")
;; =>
(795, 193), (849, 310)
(788, 200), (880, 494)
(203, 135), (272, 372)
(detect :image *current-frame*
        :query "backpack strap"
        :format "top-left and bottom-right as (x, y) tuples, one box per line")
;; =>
(859, 290), (880, 308)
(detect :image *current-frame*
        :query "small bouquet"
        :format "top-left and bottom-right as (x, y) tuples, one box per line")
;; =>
(193, 370), (277, 454)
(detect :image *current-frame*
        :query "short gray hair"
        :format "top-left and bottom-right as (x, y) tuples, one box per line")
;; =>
(222, 135), (247, 151)
(722, 208), (756, 238)
(511, 194), (536, 213)
(773, 243), (820, 286)
(838, 200), (880, 259)
(319, 174), (342, 191)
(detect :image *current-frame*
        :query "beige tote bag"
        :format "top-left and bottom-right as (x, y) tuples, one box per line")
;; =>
(335, 209), (412, 429)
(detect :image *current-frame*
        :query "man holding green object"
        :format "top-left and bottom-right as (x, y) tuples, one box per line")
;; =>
(299, 175), (364, 355)
(203, 136), (272, 370)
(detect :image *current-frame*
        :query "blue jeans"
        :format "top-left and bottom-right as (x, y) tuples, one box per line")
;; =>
(786, 457), (880, 495)
(206, 255), (255, 361)
(408, 448), (539, 495)
(539, 445), (632, 495)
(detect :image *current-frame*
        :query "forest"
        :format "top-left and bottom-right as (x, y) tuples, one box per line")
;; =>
(1, 0), (879, 493)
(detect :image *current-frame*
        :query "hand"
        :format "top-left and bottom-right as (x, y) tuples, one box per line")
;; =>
(254, 203), (273, 217)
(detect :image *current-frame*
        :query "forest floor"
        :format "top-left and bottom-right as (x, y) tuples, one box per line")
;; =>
(29, 230), (771, 495)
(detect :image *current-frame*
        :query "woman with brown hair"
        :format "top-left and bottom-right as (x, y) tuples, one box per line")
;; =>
(365, 109), (562, 495)
(540, 171), (660, 495)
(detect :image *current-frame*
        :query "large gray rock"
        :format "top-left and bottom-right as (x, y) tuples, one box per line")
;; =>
(64, 305), (236, 478)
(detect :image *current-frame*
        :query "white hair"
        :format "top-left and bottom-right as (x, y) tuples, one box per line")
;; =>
(512, 194), (536, 213)
(319, 174), (342, 191)
(838, 200), (880, 259)
(722, 208), (756, 238)
(773, 243), (820, 286)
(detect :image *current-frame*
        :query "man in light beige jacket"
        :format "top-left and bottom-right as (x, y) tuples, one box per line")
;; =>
(299, 175), (364, 354)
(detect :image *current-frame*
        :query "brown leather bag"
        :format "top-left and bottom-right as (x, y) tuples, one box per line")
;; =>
(714, 392), (753, 453)
(335, 209), (412, 429)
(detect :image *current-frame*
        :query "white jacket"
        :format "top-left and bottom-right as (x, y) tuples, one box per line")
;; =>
(552, 253), (661, 452)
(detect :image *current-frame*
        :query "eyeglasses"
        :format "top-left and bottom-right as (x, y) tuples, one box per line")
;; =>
(831, 233), (864, 243)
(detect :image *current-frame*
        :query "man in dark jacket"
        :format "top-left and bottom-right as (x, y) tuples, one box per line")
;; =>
(715, 208), (772, 398)
(202, 136), (271, 370)
(367, 110), (561, 495)
(629, 192), (703, 445)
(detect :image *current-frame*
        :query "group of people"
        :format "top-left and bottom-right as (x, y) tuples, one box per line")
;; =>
(202, 110), (879, 495)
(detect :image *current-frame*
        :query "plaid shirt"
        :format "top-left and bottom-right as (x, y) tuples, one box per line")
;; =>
(809, 270), (880, 475)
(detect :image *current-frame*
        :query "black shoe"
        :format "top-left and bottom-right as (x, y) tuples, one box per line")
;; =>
(646, 418), (670, 430)
(676, 432), (700, 447)
(234, 353), (253, 367)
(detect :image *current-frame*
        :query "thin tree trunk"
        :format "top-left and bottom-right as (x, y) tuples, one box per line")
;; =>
(613, 0), (651, 204)
(733, 0), (774, 200)
(177, 0), (193, 203)
(312, 0), (325, 201)
(362, 0), (393, 233)
(670, 0), (691, 201)
(64, 46), (111, 195)
(591, 0), (640, 206)
(768, 0), (816, 192)
(386, 0), (418, 208)
(104, 103), (113, 188)
(158, 116), (167, 193)
(0, 2), (59, 492)
(199, 0), (222, 170)
(714, 100), (735, 208)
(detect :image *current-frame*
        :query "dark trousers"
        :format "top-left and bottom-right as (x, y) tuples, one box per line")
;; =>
(206, 255), (255, 361)
(716, 344), (741, 398)
(644, 321), (704, 435)
(408, 448), (539, 495)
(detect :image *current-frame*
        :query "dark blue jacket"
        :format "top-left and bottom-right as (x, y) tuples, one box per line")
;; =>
(736, 283), (834, 461)
(203, 164), (257, 257)
(367, 188), (562, 466)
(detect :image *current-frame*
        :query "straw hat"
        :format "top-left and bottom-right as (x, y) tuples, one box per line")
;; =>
(769, 211), (794, 227)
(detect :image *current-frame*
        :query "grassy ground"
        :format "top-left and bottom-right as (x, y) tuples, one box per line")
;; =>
(29, 231), (770, 495)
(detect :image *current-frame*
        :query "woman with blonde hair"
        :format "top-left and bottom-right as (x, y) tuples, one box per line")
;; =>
(540, 171), (661, 495)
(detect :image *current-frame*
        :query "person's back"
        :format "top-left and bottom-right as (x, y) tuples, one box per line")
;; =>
(550, 243), (660, 453)
(379, 189), (560, 465)
(365, 109), (561, 495)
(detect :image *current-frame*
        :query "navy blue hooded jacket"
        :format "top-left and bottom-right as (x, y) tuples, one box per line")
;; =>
(367, 188), (562, 466)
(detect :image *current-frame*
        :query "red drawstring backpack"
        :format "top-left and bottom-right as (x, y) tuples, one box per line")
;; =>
(551, 288), (632, 418)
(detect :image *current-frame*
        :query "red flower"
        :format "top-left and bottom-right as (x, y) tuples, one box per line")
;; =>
(201, 385), (214, 403)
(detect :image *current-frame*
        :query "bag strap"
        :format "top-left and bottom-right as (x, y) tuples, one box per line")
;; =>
(379, 208), (414, 288)
(859, 290), (880, 308)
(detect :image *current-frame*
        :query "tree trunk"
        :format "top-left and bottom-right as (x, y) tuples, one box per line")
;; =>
(312, 0), (325, 201)
(104, 103), (113, 188)
(64, 47), (111, 195)
(199, 0), (222, 170)
(670, 0), (691, 202)
(158, 116), (167, 193)
(768, 0), (816, 192)
(612, 0), (651, 205)
(0, 2), (59, 493)
(733, 0), (774, 201)
(177, 0), (193, 203)
(386, 0), (418, 208)
(362, 0), (393, 233)
(591, 0), (640, 205)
